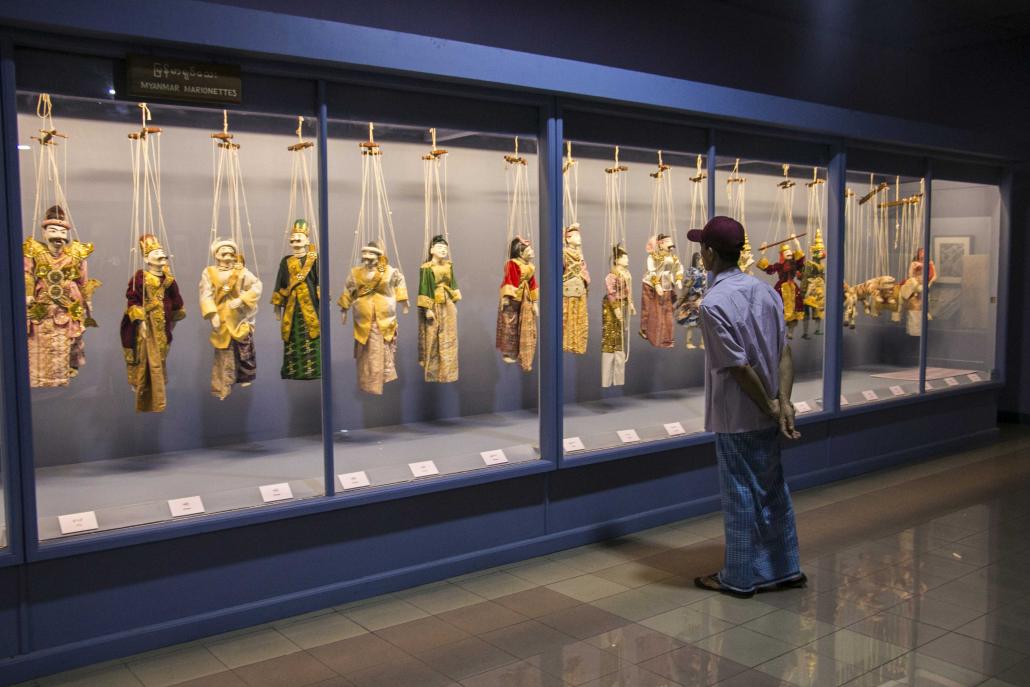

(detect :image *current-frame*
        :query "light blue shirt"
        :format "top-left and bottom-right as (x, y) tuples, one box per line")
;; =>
(699, 267), (786, 434)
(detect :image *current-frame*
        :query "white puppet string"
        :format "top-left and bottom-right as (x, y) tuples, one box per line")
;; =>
(767, 163), (796, 249)
(282, 116), (318, 257)
(649, 151), (677, 256)
(604, 146), (630, 361)
(128, 103), (174, 277)
(562, 140), (578, 228)
(352, 123), (403, 272)
(504, 136), (533, 258)
(688, 154), (708, 231)
(209, 110), (259, 276)
(422, 127), (449, 259)
(30, 93), (76, 242)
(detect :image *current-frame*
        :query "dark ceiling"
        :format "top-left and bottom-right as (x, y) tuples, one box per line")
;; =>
(209, 0), (1030, 141)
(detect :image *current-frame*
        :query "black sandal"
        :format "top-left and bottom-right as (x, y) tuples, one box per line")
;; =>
(694, 573), (755, 599)
(757, 573), (808, 593)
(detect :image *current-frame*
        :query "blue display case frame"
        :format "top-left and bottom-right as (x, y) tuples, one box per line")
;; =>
(0, 1), (1016, 681)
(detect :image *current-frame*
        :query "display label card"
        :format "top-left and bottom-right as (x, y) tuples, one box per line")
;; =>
(168, 496), (205, 518)
(664, 422), (686, 436)
(794, 401), (812, 414)
(967, 373), (983, 383)
(840, 395), (850, 407)
(563, 437), (586, 452)
(58, 511), (99, 535)
(481, 449), (509, 465)
(889, 385), (906, 397)
(945, 377), (959, 387)
(862, 390), (879, 402)
(617, 429), (641, 444)
(409, 460), (440, 477)
(338, 471), (371, 490)
(259, 482), (293, 503)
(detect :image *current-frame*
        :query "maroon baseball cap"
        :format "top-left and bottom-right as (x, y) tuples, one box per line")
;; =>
(687, 216), (746, 252)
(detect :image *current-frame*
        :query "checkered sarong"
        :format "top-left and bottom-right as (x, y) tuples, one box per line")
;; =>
(715, 427), (801, 593)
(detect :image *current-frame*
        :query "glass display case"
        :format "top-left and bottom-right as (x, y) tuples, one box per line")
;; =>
(559, 141), (709, 455)
(715, 152), (828, 418)
(17, 93), (327, 539)
(840, 167), (927, 407)
(324, 105), (543, 488)
(925, 177), (1001, 392)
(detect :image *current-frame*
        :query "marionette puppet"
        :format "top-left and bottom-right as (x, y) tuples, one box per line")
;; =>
(562, 223), (590, 354)
(639, 233), (683, 348)
(418, 235), (460, 383)
(25, 205), (100, 387)
(339, 241), (409, 395)
(801, 229), (826, 339)
(121, 234), (186, 413)
(122, 104), (184, 413)
(899, 247), (937, 337)
(272, 219), (320, 380)
(675, 252), (707, 349)
(640, 152), (683, 348)
(601, 244), (635, 388)
(200, 239), (262, 399)
(202, 112), (262, 400)
(23, 96), (101, 388)
(272, 119), (321, 380)
(496, 138), (539, 373)
(600, 147), (632, 387)
(339, 124), (409, 395)
(416, 131), (460, 383)
(758, 236), (806, 339)
(496, 237), (539, 372)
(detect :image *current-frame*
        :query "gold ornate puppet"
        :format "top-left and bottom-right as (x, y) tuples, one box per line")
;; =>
(272, 119), (321, 380)
(562, 144), (589, 355)
(496, 138), (538, 372)
(121, 104), (184, 413)
(202, 112), (263, 400)
(801, 169), (826, 339)
(417, 130), (460, 383)
(758, 165), (806, 339)
(339, 124), (409, 394)
(24, 95), (101, 388)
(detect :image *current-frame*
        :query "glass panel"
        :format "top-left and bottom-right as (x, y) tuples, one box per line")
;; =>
(327, 120), (541, 488)
(841, 170), (926, 406)
(0, 353), (6, 550)
(558, 140), (709, 455)
(17, 93), (325, 540)
(924, 179), (1001, 391)
(715, 157), (828, 417)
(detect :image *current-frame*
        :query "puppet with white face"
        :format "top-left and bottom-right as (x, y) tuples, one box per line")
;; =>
(271, 219), (320, 380)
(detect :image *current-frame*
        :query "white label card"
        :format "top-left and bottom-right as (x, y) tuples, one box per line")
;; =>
(890, 385), (906, 397)
(664, 422), (686, 436)
(58, 511), (99, 535)
(794, 401), (812, 414)
(409, 460), (440, 477)
(967, 373), (982, 383)
(945, 377), (959, 387)
(617, 429), (641, 444)
(563, 437), (586, 452)
(481, 449), (509, 465)
(168, 496), (205, 518)
(259, 482), (293, 503)
(840, 395), (850, 406)
(862, 390), (880, 402)
(338, 471), (371, 490)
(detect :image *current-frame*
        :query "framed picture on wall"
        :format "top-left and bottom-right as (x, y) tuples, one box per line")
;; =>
(932, 236), (971, 284)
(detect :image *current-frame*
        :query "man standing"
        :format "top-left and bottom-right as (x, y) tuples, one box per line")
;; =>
(687, 216), (805, 598)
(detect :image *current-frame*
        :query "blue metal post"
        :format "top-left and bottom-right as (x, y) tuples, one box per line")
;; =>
(0, 37), (33, 563)
(918, 160), (932, 394)
(316, 80), (334, 497)
(995, 168), (1012, 383)
(539, 98), (562, 465)
(824, 145), (846, 413)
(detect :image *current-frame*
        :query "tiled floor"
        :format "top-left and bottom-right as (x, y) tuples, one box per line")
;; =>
(20, 427), (1030, 687)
